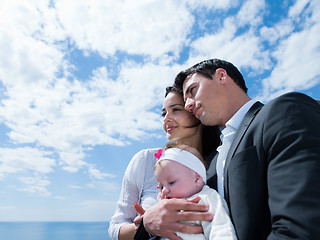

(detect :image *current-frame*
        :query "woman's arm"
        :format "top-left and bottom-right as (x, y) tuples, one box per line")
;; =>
(118, 223), (136, 240)
(108, 150), (148, 240)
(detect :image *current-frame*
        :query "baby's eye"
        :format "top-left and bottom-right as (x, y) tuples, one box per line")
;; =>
(172, 108), (181, 112)
(161, 111), (166, 117)
(169, 181), (175, 185)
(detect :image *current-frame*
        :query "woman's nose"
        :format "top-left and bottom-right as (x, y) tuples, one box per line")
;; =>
(185, 98), (195, 112)
(163, 113), (172, 123)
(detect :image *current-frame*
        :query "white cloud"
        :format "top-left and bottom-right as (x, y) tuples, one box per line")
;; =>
(88, 164), (116, 179)
(188, 17), (272, 74)
(260, 19), (295, 45)
(0, 0), (319, 206)
(0, 147), (55, 179)
(186, 0), (239, 10)
(236, 0), (265, 27)
(54, 0), (194, 59)
(259, 0), (320, 100)
(18, 176), (52, 197)
(288, 0), (310, 18)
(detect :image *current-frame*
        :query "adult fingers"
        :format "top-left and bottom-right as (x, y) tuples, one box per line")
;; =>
(133, 215), (143, 230)
(164, 231), (183, 240)
(176, 210), (214, 223)
(167, 197), (209, 212)
(170, 221), (204, 234)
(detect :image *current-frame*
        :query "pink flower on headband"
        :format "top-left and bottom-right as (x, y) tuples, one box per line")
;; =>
(154, 148), (163, 160)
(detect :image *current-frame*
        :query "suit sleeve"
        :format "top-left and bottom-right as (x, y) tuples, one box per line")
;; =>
(263, 93), (320, 239)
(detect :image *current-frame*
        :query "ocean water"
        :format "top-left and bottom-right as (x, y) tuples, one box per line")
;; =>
(0, 222), (111, 240)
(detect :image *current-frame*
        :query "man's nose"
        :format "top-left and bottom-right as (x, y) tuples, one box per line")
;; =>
(185, 98), (195, 112)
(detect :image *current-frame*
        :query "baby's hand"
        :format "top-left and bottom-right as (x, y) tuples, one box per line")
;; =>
(133, 202), (145, 231)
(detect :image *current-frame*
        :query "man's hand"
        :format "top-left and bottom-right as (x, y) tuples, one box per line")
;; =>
(142, 196), (214, 240)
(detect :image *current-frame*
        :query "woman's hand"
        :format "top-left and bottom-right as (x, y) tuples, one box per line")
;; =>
(142, 196), (214, 240)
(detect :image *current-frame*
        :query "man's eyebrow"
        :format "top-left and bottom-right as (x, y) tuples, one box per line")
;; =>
(184, 87), (190, 96)
(183, 86), (192, 101)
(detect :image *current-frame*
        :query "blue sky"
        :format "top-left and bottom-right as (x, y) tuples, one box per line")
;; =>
(0, 0), (319, 222)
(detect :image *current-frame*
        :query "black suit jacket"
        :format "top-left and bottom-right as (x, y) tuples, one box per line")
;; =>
(207, 92), (320, 240)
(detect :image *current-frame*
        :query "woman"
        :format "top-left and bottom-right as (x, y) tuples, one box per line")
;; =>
(108, 87), (220, 240)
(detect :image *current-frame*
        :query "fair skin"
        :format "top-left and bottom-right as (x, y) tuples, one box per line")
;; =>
(155, 160), (204, 200)
(183, 69), (251, 127)
(137, 69), (251, 240)
(162, 92), (202, 150)
(118, 91), (205, 240)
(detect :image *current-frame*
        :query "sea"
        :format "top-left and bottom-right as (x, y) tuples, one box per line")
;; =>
(0, 222), (111, 240)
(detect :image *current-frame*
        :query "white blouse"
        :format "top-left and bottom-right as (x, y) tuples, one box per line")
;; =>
(108, 148), (159, 240)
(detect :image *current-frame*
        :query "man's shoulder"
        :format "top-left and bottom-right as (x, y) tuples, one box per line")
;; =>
(267, 92), (316, 106)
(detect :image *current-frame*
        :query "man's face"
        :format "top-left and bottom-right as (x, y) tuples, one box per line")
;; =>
(182, 72), (224, 126)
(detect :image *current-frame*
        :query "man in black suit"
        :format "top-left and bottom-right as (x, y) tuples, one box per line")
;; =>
(134, 59), (320, 240)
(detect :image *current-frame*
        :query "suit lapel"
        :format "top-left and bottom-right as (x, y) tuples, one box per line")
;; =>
(223, 102), (263, 199)
(206, 153), (218, 190)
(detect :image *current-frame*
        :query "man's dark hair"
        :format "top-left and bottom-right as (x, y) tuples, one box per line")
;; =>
(174, 59), (248, 93)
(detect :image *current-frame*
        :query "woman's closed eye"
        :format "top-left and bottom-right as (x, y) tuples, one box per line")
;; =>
(172, 107), (181, 112)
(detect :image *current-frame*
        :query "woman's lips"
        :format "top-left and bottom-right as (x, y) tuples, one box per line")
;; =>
(166, 126), (176, 132)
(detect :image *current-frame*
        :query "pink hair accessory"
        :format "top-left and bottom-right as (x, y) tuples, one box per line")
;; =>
(154, 148), (163, 160)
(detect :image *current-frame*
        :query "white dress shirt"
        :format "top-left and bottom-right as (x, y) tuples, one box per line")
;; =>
(216, 100), (257, 198)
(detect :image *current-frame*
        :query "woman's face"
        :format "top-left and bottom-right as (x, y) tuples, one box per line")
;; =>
(162, 92), (200, 141)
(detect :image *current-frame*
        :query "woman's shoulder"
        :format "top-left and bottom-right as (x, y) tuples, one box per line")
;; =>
(126, 148), (159, 169)
(132, 148), (158, 160)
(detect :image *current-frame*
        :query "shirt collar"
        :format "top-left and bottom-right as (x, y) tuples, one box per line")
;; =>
(224, 99), (257, 133)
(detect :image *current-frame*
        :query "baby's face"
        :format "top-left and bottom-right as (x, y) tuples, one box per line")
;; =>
(154, 160), (200, 199)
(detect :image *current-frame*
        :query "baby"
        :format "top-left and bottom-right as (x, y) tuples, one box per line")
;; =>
(154, 143), (237, 240)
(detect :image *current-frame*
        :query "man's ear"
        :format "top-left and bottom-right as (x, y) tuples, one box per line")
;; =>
(216, 68), (227, 83)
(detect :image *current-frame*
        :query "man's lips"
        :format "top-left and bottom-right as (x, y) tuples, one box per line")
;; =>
(193, 106), (200, 117)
